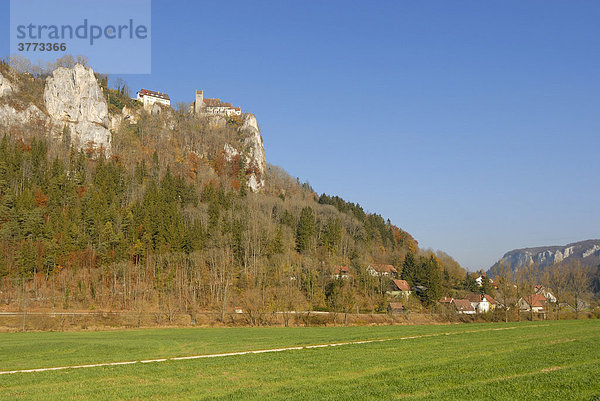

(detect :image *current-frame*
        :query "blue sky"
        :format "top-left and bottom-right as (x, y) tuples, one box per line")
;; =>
(1, 1), (599, 270)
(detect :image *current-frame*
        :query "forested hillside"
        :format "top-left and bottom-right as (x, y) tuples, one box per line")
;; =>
(0, 61), (468, 322)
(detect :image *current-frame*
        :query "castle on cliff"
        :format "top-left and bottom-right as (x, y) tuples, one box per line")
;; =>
(194, 90), (241, 116)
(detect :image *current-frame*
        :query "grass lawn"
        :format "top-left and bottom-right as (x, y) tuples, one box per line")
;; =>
(0, 320), (599, 400)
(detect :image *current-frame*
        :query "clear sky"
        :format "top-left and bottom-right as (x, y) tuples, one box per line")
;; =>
(1, 1), (599, 270)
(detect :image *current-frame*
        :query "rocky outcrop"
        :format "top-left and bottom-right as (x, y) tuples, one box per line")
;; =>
(0, 104), (46, 127)
(488, 239), (600, 275)
(0, 72), (48, 130)
(221, 114), (266, 192)
(240, 114), (266, 192)
(44, 64), (111, 152)
(109, 105), (141, 131)
(0, 72), (14, 97)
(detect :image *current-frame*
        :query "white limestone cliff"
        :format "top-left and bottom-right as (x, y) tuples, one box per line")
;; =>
(240, 113), (266, 192)
(0, 72), (14, 97)
(0, 104), (46, 127)
(44, 64), (111, 152)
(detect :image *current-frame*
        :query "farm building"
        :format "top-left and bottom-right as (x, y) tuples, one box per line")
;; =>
(452, 299), (476, 315)
(387, 302), (405, 314)
(367, 264), (398, 278)
(332, 266), (350, 280)
(387, 279), (411, 298)
(439, 296), (454, 305)
(518, 294), (548, 314)
(466, 294), (492, 313)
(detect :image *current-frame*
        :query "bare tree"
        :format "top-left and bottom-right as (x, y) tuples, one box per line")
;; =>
(545, 262), (569, 320)
(520, 262), (538, 320)
(494, 261), (515, 323)
(567, 262), (590, 319)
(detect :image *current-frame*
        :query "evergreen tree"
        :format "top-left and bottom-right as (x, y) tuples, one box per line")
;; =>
(463, 272), (479, 292)
(401, 252), (417, 286)
(296, 207), (315, 253)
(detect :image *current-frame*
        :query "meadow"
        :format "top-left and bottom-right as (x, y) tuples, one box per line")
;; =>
(0, 320), (599, 400)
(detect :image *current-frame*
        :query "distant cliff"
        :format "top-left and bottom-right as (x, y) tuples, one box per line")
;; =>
(488, 239), (600, 274)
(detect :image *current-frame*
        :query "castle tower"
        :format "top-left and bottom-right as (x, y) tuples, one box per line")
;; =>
(194, 90), (204, 114)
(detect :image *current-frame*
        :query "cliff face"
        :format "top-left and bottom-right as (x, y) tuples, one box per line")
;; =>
(222, 114), (266, 192)
(0, 72), (46, 127)
(240, 114), (266, 192)
(0, 72), (14, 97)
(44, 65), (111, 152)
(488, 239), (600, 274)
(0, 65), (111, 153)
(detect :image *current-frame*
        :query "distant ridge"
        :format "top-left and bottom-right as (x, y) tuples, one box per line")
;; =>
(488, 239), (600, 275)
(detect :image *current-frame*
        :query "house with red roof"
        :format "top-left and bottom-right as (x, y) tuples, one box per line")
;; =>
(483, 294), (497, 310)
(518, 294), (548, 314)
(136, 89), (171, 111)
(464, 293), (493, 313)
(332, 266), (350, 280)
(439, 296), (454, 304)
(452, 299), (476, 315)
(387, 279), (411, 298)
(387, 302), (405, 314)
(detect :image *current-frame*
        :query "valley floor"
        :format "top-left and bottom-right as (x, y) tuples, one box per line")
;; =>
(0, 320), (599, 400)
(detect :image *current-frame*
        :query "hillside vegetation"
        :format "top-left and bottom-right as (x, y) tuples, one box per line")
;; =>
(0, 62), (470, 323)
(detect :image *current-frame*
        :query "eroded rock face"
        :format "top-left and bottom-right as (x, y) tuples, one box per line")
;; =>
(44, 64), (111, 152)
(240, 113), (266, 192)
(488, 239), (600, 275)
(221, 114), (266, 192)
(0, 104), (46, 127)
(0, 72), (14, 97)
(109, 105), (141, 131)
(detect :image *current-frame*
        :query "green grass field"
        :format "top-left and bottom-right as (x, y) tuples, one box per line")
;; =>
(1, 320), (599, 400)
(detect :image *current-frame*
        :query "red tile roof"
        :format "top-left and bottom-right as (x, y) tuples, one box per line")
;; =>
(203, 98), (239, 110)
(466, 294), (483, 303)
(524, 294), (547, 308)
(439, 296), (454, 303)
(391, 279), (411, 291)
(483, 294), (497, 305)
(370, 264), (398, 274)
(138, 89), (170, 100)
(334, 266), (349, 275)
(453, 299), (475, 312)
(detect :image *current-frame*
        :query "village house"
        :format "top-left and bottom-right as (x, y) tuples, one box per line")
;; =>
(136, 89), (171, 111)
(533, 285), (557, 303)
(387, 279), (411, 299)
(332, 266), (350, 280)
(194, 90), (242, 116)
(366, 264), (398, 278)
(439, 296), (454, 305)
(452, 299), (476, 315)
(387, 302), (405, 314)
(518, 294), (548, 315)
(466, 293), (493, 313)
(484, 294), (497, 310)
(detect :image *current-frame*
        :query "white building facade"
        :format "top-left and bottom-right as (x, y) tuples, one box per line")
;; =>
(136, 89), (171, 111)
